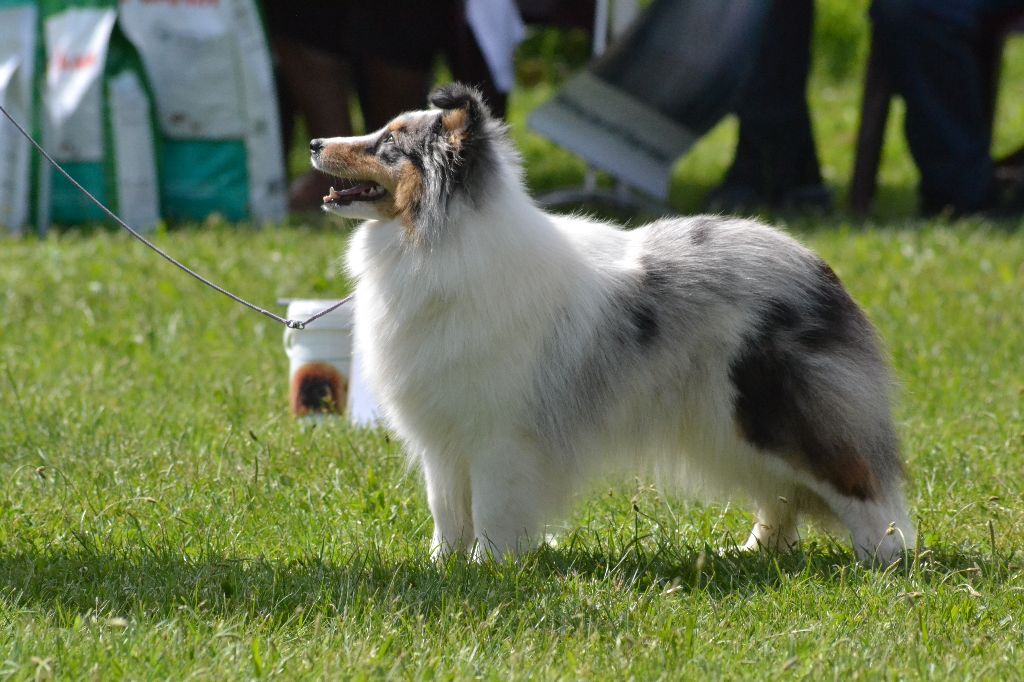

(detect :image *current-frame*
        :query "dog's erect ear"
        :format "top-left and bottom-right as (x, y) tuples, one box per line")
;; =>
(429, 83), (490, 143)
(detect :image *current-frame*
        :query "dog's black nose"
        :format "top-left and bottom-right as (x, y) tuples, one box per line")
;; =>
(310, 138), (324, 155)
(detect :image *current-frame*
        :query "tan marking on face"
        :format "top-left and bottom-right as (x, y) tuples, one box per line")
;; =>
(392, 161), (424, 235)
(319, 141), (399, 191)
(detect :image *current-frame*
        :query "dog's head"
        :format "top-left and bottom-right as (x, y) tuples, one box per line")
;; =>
(310, 83), (506, 239)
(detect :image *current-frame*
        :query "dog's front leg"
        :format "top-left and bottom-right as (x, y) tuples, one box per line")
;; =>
(469, 441), (556, 561)
(422, 454), (474, 560)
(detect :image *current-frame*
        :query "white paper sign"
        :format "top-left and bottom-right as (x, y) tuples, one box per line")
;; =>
(119, 0), (245, 139)
(44, 8), (116, 162)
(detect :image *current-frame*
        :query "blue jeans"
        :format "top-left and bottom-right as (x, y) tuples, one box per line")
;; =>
(871, 0), (1024, 212)
(723, 0), (824, 200)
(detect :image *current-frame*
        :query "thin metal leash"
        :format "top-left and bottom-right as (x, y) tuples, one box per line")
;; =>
(0, 102), (350, 330)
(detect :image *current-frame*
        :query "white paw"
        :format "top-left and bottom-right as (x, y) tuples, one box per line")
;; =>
(742, 522), (801, 554)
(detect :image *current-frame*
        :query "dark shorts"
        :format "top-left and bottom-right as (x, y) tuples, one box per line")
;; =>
(262, 0), (457, 70)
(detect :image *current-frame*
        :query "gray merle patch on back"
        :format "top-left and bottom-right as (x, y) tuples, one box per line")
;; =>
(628, 299), (659, 347)
(622, 262), (675, 347)
(531, 262), (680, 445)
(687, 217), (715, 245)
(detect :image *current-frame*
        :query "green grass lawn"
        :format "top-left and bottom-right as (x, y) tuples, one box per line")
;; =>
(3, 21), (1024, 679)
(4, 222), (1023, 681)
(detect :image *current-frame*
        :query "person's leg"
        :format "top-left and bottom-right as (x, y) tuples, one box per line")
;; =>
(869, 0), (1022, 214)
(272, 38), (354, 139)
(353, 58), (435, 131)
(709, 0), (827, 211)
(348, 1), (452, 129)
(272, 38), (355, 211)
(263, 1), (357, 211)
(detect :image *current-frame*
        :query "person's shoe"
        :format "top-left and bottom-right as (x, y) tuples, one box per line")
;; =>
(707, 181), (833, 216)
(988, 174), (1024, 219)
(776, 183), (833, 214)
(920, 176), (1024, 220)
(705, 183), (765, 215)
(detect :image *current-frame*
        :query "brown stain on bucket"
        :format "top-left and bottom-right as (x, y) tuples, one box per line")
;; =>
(290, 362), (348, 416)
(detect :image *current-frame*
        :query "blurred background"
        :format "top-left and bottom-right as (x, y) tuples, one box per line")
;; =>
(2, 0), (1023, 235)
(2, 12), (1024, 677)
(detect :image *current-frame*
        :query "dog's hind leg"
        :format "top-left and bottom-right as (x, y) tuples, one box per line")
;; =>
(742, 489), (801, 553)
(423, 454), (474, 560)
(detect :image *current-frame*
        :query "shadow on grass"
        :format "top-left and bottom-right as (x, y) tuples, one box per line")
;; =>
(0, 536), (1013, 628)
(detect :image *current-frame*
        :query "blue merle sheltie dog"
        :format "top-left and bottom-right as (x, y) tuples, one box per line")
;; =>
(310, 83), (915, 564)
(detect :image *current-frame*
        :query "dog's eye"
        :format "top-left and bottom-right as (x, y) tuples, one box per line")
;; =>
(383, 133), (395, 145)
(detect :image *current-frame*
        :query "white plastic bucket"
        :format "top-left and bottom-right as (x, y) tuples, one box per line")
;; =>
(283, 299), (353, 417)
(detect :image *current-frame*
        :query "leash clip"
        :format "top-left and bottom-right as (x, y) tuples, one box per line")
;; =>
(285, 319), (306, 330)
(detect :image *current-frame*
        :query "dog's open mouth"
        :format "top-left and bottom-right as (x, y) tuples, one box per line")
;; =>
(323, 179), (387, 206)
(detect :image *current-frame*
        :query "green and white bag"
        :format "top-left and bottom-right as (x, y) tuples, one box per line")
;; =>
(38, 0), (159, 231)
(0, 0), (37, 235)
(119, 0), (286, 223)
